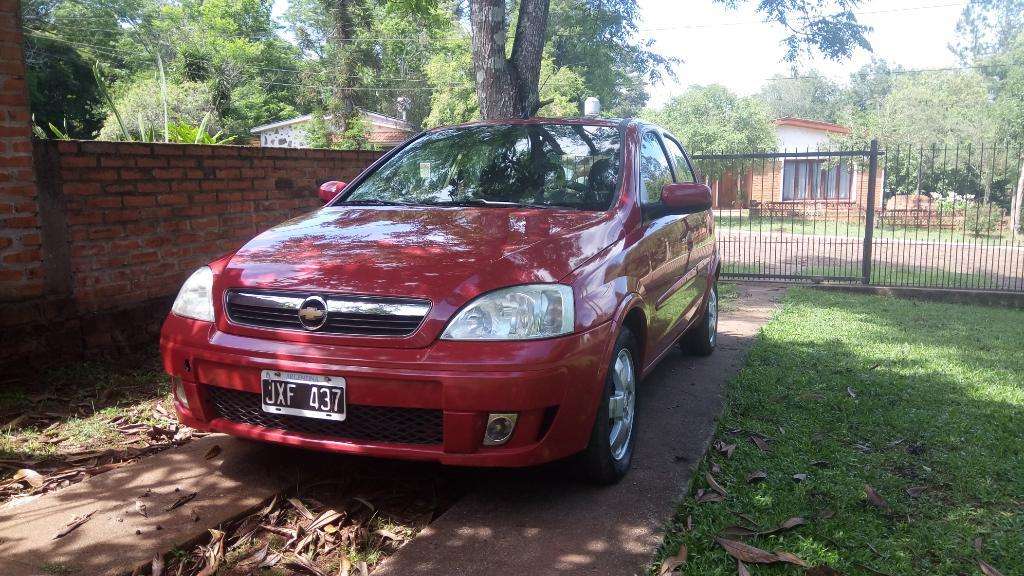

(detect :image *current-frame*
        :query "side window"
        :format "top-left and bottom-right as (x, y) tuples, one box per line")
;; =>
(664, 136), (696, 183)
(639, 132), (674, 205)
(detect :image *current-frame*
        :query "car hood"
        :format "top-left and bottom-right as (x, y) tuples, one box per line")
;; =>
(220, 206), (621, 306)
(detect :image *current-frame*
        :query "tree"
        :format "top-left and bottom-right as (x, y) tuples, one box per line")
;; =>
(546, 0), (674, 116)
(757, 71), (845, 123)
(468, 0), (551, 119)
(950, 0), (1024, 62)
(850, 71), (995, 146)
(642, 85), (775, 179)
(466, 0), (871, 120)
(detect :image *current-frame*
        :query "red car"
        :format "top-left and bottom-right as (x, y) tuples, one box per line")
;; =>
(161, 117), (718, 483)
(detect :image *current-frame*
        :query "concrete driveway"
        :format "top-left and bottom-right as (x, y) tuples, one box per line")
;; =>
(374, 283), (783, 576)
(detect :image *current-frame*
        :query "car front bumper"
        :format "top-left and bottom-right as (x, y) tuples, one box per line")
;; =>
(160, 314), (616, 467)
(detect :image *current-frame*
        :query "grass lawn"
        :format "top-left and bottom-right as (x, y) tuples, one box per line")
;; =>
(655, 289), (1024, 575)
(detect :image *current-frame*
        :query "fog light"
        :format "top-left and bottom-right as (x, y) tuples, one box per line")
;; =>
(172, 376), (189, 409)
(484, 413), (518, 446)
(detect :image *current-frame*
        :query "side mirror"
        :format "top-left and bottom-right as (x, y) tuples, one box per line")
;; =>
(318, 181), (346, 204)
(661, 182), (712, 213)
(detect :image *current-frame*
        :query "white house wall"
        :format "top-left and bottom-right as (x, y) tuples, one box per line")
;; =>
(776, 125), (836, 151)
(259, 124), (310, 148)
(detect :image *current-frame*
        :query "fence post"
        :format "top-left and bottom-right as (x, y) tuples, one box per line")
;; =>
(861, 139), (879, 284)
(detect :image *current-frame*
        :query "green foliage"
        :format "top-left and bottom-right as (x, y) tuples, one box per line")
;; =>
(984, 33), (1024, 145)
(97, 75), (219, 141)
(843, 72), (996, 146)
(423, 32), (478, 127)
(643, 85), (775, 179)
(547, 0), (674, 117)
(758, 71), (845, 123)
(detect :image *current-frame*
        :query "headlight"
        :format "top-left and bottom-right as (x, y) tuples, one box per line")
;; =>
(171, 266), (214, 322)
(441, 284), (574, 341)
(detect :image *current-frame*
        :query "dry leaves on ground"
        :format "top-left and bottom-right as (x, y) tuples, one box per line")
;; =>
(864, 485), (891, 511)
(978, 560), (1005, 576)
(714, 440), (737, 458)
(746, 470), (767, 483)
(749, 435), (770, 452)
(706, 472), (728, 496)
(658, 544), (687, 575)
(715, 538), (807, 567)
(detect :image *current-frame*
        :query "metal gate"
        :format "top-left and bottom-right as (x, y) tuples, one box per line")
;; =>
(691, 140), (1024, 292)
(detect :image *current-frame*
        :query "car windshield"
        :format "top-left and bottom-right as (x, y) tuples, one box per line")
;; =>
(341, 123), (621, 211)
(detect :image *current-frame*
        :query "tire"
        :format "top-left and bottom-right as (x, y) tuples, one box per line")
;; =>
(680, 280), (718, 357)
(577, 327), (639, 485)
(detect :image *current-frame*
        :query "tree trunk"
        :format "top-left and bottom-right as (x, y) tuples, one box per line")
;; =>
(1012, 154), (1024, 238)
(469, 0), (550, 119)
(330, 0), (357, 132)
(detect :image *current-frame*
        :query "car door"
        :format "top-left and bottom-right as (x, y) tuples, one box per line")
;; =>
(663, 134), (712, 327)
(635, 130), (690, 359)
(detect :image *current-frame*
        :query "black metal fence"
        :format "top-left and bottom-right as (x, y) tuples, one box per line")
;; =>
(691, 140), (1024, 292)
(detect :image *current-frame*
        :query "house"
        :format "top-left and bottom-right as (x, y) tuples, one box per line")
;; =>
(250, 109), (416, 149)
(711, 117), (882, 210)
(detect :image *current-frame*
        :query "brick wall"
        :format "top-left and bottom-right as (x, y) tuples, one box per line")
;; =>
(0, 0), (42, 299)
(1, 139), (381, 370)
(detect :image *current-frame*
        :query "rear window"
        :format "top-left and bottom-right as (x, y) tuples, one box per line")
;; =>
(342, 124), (622, 211)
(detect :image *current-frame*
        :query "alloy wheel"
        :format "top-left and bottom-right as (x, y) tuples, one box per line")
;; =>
(607, 348), (636, 461)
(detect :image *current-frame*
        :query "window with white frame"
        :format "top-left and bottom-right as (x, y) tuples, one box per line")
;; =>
(782, 159), (853, 200)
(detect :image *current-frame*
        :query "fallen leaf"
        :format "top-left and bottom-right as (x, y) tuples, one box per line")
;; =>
(376, 527), (405, 542)
(203, 445), (221, 460)
(196, 529), (225, 576)
(696, 488), (725, 504)
(737, 559), (751, 576)
(165, 491), (197, 511)
(978, 560), (1005, 576)
(658, 543), (687, 575)
(284, 557), (330, 576)
(746, 470), (768, 483)
(715, 538), (780, 564)
(973, 537), (984, 553)
(151, 555), (164, 576)
(749, 435), (770, 452)
(707, 472), (728, 496)
(774, 550), (809, 567)
(905, 486), (927, 497)
(289, 497), (315, 520)
(309, 509), (344, 532)
(13, 469), (45, 488)
(760, 517), (807, 536)
(339, 556), (352, 576)
(864, 485), (891, 511)
(847, 386), (857, 398)
(135, 500), (148, 518)
(714, 440), (737, 458)
(235, 544), (269, 570)
(720, 525), (760, 538)
(711, 461), (721, 474)
(793, 473), (808, 482)
(53, 510), (96, 539)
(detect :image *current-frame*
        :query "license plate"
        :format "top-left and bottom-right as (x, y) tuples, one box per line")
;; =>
(261, 370), (346, 421)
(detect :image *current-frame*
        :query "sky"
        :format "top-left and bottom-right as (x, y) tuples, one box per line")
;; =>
(641, 0), (969, 105)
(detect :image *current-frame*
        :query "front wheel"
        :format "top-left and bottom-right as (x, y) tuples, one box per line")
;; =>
(576, 327), (639, 485)
(680, 281), (718, 356)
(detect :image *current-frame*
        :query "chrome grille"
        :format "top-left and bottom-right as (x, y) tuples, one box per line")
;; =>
(207, 386), (443, 445)
(225, 290), (429, 337)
